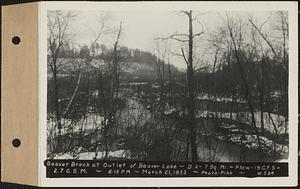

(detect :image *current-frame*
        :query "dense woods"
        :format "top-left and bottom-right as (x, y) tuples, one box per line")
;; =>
(47, 10), (289, 162)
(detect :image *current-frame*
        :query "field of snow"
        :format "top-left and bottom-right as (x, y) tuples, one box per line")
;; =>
(47, 113), (104, 135)
(196, 110), (287, 135)
(196, 93), (246, 103)
(53, 149), (131, 160)
(215, 133), (288, 156)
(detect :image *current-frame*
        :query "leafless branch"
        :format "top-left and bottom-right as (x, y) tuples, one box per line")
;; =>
(193, 31), (204, 38)
(62, 72), (82, 116)
(192, 11), (210, 21)
(155, 34), (189, 43)
(193, 66), (208, 73)
(249, 18), (279, 59)
(181, 48), (189, 66)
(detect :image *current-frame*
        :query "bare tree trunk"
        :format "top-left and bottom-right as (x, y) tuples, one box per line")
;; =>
(259, 60), (265, 136)
(162, 52), (165, 105)
(186, 137), (190, 161)
(62, 72), (82, 116)
(230, 89), (235, 120)
(155, 10), (204, 161)
(168, 57), (172, 105)
(53, 65), (63, 153)
(104, 120), (109, 159)
(228, 25), (262, 150)
(187, 11), (198, 162)
(104, 21), (123, 159)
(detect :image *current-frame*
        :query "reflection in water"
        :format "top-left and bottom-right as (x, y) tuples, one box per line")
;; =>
(120, 98), (275, 162)
(197, 138), (271, 162)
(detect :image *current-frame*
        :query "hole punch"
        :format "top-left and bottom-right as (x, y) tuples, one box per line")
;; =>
(12, 138), (21, 148)
(12, 36), (21, 45)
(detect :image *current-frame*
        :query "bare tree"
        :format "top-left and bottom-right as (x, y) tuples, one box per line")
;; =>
(224, 14), (262, 149)
(249, 11), (289, 131)
(249, 11), (288, 73)
(167, 52), (173, 105)
(156, 10), (205, 162)
(248, 22), (266, 136)
(48, 11), (77, 152)
(153, 40), (168, 117)
(96, 21), (123, 159)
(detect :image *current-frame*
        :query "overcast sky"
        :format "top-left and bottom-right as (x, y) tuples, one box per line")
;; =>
(61, 11), (275, 69)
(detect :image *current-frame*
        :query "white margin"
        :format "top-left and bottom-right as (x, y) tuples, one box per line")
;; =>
(38, 1), (298, 187)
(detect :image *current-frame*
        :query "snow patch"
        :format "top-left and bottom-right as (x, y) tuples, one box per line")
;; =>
(53, 150), (130, 160)
(196, 111), (287, 135)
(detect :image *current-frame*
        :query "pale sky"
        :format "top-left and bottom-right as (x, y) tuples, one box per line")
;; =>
(63, 11), (275, 69)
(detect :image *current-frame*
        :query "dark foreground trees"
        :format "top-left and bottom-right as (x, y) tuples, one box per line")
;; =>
(157, 10), (205, 162)
(47, 10), (289, 162)
(48, 11), (77, 152)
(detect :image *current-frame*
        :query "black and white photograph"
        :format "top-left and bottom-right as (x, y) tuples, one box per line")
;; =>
(46, 8), (290, 163)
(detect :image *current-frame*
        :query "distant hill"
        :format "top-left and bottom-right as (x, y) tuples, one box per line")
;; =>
(47, 47), (181, 83)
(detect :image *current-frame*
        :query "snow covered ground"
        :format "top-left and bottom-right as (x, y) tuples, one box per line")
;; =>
(47, 93), (288, 160)
(196, 93), (246, 103)
(47, 113), (104, 135)
(219, 134), (288, 155)
(196, 110), (287, 135)
(53, 149), (131, 160)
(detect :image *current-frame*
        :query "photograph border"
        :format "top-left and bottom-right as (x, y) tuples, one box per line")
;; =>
(38, 1), (298, 187)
